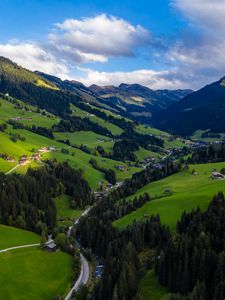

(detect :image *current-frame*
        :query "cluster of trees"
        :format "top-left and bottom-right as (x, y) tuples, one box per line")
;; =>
(92, 193), (151, 223)
(71, 101), (134, 132)
(111, 129), (164, 162)
(9, 132), (26, 142)
(89, 158), (116, 185)
(156, 192), (225, 300)
(121, 129), (164, 149)
(109, 160), (182, 201)
(76, 207), (170, 300)
(0, 168), (57, 233)
(112, 139), (139, 161)
(47, 160), (92, 209)
(188, 144), (225, 164)
(0, 122), (7, 132)
(201, 131), (221, 139)
(8, 120), (54, 139)
(52, 116), (113, 137)
(0, 161), (91, 233)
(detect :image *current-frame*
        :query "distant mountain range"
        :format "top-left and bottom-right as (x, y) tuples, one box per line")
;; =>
(36, 71), (192, 122)
(2, 56), (225, 138)
(153, 77), (225, 136)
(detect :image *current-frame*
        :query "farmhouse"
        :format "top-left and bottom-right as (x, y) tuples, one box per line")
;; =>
(117, 165), (126, 171)
(38, 147), (49, 153)
(49, 146), (56, 151)
(6, 156), (15, 163)
(211, 171), (225, 180)
(19, 156), (28, 165)
(31, 153), (41, 161)
(44, 241), (57, 252)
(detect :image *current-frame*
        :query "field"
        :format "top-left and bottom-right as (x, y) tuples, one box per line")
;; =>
(56, 195), (83, 220)
(0, 123), (139, 189)
(114, 162), (225, 229)
(137, 270), (168, 300)
(71, 104), (123, 135)
(0, 225), (40, 249)
(54, 131), (114, 153)
(136, 124), (185, 149)
(0, 98), (59, 128)
(135, 147), (161, 161)
(0, 247), (73, 300)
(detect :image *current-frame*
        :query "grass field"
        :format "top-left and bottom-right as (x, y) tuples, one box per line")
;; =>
(0, 247), (73, 300)
(0, 98), (59, 128)
(55, 195), (83, 220)
(0, 225), (40, 249)
(0, 125), (139, 189)
(135, 147), (161, 161)
(136, 124), (185, 150)
(0, 158), (17, 173)
(138, 270), (169, 300)
(54, 131), (114, 153)
(114, 162), (225, 229)
(71, 104), (123, 135)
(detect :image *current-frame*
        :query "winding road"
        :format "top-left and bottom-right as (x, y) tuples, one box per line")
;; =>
(64, 207), (91, 300)
(65, 253), (89, 300)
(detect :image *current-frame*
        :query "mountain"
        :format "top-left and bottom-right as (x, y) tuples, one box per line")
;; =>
(89, 83), (192, 122)
(0, 57), (82, 116)
(152, 77), (225, 136)
(36, 71), (192, 123)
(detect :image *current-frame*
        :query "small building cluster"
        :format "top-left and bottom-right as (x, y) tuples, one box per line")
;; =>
(31, 153), (41, 161)
(19, 156), (29, 166)
(211, 171), (225, 180)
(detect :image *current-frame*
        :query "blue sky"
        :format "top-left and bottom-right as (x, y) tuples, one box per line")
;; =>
(0, 0), (224, 89)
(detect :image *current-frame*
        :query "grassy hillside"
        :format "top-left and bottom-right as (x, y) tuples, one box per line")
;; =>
(136, 125), (185, 149)
(71, 104), (123, 135)
(0, 225), (39, 249)
(54, 131), (114, 153)
(0, 247), (73, 300)
(0, 98), (60, 128)
(55, 194), (83, 220)
(137, 270), (168, 300)
(114, 162), (225, 229)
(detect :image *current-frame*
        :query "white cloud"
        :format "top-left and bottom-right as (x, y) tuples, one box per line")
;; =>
(48, 14), (150, 63)
(76, 67), (186, 90)
(162, 0), (225, 89)
(1, 7), (225, 91)
(172, 0), (225, 32)
(0, 41), (70, 79)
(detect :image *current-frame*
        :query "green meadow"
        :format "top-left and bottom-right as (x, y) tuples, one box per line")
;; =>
(0, 225), (40, 249)
(54, 131), (114, 152)
(0, 247), (73, 300)
(55, 194), (83, 220)
(114, 162), (225, 229)
(138, 270), (169, 300)
(71, 104), (123, 135)
(135, 147), (161, 161)
(0, 98), (59, 128)
(136, 124), (185, 149)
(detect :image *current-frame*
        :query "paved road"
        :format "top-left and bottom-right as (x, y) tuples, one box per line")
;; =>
(64, 253), (89, 300)
(0, 243), (40, 253)
(65, 207), (91, 300)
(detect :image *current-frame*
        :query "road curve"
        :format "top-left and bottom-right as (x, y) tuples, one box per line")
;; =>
(64, 253), (89, 300)
(65, 207), (91, 300)
(0, 243), (40, 253)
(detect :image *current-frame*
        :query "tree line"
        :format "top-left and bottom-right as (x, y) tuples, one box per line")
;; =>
(156, 192), (225, 300)
(0, 161), (92, 234)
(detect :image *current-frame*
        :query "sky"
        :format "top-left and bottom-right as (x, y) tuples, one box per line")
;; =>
(0, 0), (224, 90)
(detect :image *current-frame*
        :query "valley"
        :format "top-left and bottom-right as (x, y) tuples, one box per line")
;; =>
(0, 56), (225, 300)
